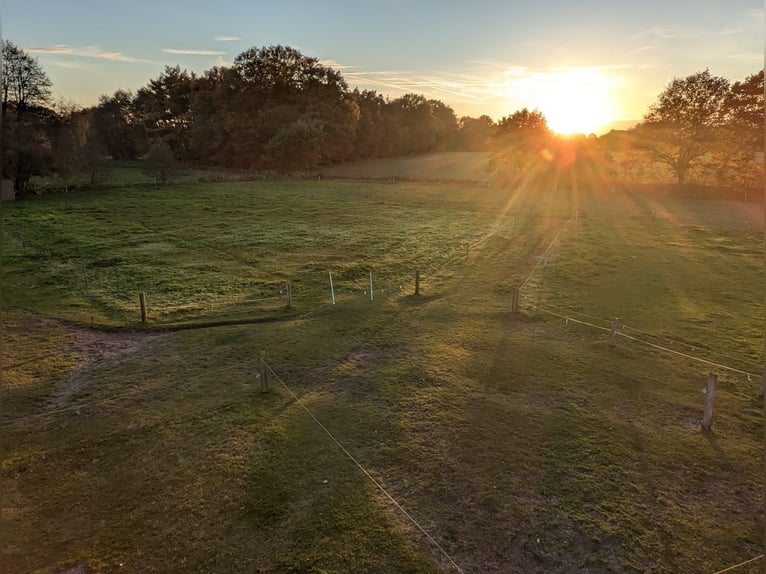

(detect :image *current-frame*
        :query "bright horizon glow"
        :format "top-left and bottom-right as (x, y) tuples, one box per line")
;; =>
(504, 68), (618, 135)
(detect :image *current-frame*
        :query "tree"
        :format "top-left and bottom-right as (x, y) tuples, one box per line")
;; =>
(142, 140), (178, 185)
(2, 40), (52, 110)
(726, 69), (764, 151)
(53, 106), (109, 189)
(135, 66), (197, 162)
(638, 69), (730, 185)
(92, 90), (147, 160)
(456, 115), (495, 151)
(2, 40), (55, 193)
(490, 108), (551, 173)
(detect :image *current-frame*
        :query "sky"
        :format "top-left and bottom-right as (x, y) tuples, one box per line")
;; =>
(3, 0), (763, 133)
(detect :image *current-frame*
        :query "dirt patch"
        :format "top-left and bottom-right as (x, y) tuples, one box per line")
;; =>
(49, 325), (161, 406)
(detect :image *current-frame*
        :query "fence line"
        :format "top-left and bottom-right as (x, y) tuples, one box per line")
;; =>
(515, 214), (761, 378)
(266, 363), (465, 573)
(519, 218), (573, 290)
(709, 554), (763, 574)
(524, 302), (759, 379)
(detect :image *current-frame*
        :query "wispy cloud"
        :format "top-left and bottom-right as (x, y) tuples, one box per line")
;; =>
(627, 44), (658, 56)
(215, 35), (241, 42)
(628, 25), (706, 41)
(162, 48), (227, 56)
(318, 59), (356, 70)
(26, 44), (154, 64)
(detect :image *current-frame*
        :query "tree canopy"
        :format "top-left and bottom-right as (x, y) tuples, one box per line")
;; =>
(637, 69), (731, 185)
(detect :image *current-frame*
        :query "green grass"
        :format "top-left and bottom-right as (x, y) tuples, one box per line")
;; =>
(1, 171), (763, 573)
(322, 152), (491, 182)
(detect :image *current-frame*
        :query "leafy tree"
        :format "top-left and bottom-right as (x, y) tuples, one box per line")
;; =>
(92, 90), (147, 160)
(2, 40), (52, 110)
(457, 115), (495, 151)
(266, 119), (324, 171)
(726, 69), (764, 151)
(352, 89), (386, 159)
(2, 40), (55, 193)
(135, 66), (197, 162)
(53, 107), (109, 189)
(490, 108), (551, 173)
(142, 140), (178, 185)
(637, 69), (730, 185)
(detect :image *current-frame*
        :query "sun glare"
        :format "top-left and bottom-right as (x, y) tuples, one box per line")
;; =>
(504, 67), (617, 135)
(540, 69), (616, 135)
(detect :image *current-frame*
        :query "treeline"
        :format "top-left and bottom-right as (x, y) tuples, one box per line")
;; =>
(2, 39), (763, 194)
(2, 42), (498, 192)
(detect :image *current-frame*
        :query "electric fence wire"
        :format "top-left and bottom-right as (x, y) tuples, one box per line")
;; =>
(709, 554), (764, 574)
(525, 302), (758, 379)
(519, 217), (573, 290)
(266, 362), (466, 574)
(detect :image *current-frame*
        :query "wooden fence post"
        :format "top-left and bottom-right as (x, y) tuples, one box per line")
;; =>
(139, 292), (148, 323)
(512, 288), (520, 313)
(260, 350), (268, 392)
(610, 318), (619, 343)
(286, 283), (292, 308)
(702, 372), (718, 430)
(758, 373), (764, 399)
(415, 269), (420, 296)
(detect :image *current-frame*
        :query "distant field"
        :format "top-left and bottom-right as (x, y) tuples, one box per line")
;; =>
(322, 151), (491, 182)
(2, 176), (763, 573)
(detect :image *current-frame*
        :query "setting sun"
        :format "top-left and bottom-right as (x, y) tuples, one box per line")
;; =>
(540, 69), (616, 134)
(504, 67), (617, 135)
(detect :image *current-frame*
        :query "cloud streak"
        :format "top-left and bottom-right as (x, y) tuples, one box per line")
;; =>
(215, 35), (241, 42)
(26, 44), (155, 64)
(162, 48), (227, 56)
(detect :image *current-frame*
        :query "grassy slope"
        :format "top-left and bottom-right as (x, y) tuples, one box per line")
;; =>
(321, 152), (491, 182)
(1, 175), (763, 573)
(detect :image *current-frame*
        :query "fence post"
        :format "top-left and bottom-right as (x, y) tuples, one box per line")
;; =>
(415, 269), (420, 296)
(260, 350), (268, 392)
(370, 270), (374, 301)
(329, 272), (336, 305)
(139, 292), (148, 323)
(758, 373), (764, 399)
(610, 318), (619, 343)
(702, 372), (718, 430)
(512, 288), (520, 313)
(286, 283), (292, 309)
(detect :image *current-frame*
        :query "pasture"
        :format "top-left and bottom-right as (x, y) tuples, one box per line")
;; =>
(1, 170), (763, 573)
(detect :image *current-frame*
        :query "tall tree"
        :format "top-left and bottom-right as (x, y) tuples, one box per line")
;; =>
(92, 90), (146, 160)
(637, 69), (730, 185)
(135, 66), (197, 162)
(2, 40), (52, 110)
(490, 108), (551, 172)
(53, 106), (109, 189)
(2, 40), (55, 193)
(457, 115), (495, 151)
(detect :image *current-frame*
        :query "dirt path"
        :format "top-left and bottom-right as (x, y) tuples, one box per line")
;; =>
(48, 324), (161, 407)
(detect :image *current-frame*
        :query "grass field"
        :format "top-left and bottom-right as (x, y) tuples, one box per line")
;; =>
(322, 152), (491, 182)
(1, 165), (763, 573)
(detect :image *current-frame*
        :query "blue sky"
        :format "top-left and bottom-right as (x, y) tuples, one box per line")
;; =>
(4, 0), (763, 130)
